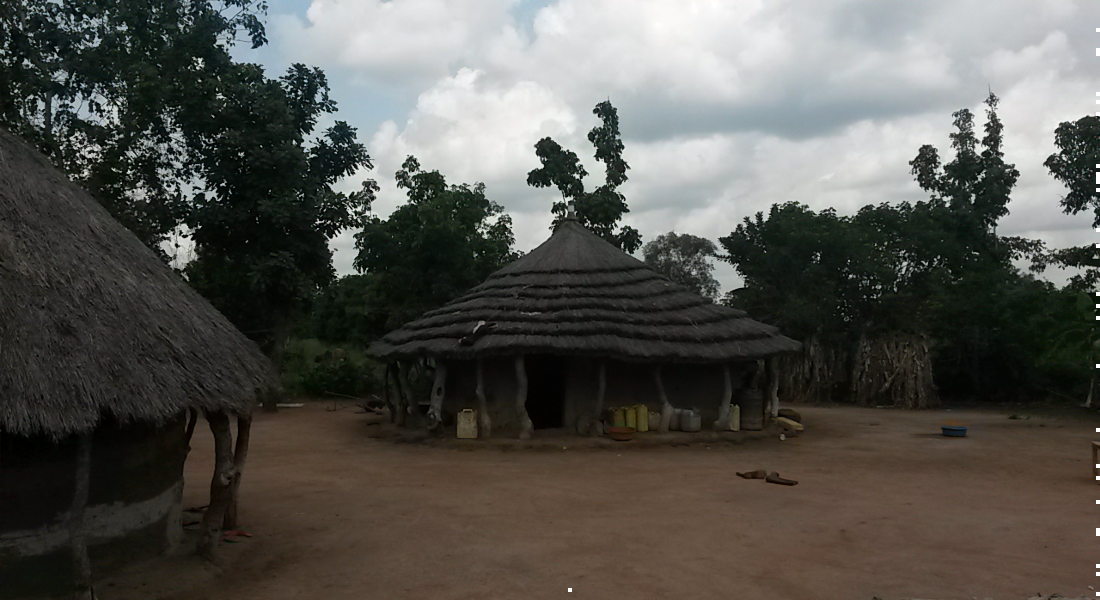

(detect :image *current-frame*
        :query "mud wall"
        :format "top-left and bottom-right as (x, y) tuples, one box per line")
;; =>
(0, 414), (188, 598)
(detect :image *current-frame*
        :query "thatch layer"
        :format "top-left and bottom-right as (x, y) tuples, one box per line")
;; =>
(0, 129), (278, 437)
(369, 218), (800, 363)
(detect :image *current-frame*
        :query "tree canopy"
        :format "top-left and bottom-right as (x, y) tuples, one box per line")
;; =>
(643, 232), (720, 301)
(354, 156), (517, 333)
(527, 100), (641, 252)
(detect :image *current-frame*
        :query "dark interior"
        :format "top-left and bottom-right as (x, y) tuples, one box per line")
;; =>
(524, 355), (566, 429)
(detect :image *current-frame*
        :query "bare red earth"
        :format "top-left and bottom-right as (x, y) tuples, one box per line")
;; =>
(101, 404), (1098, 600)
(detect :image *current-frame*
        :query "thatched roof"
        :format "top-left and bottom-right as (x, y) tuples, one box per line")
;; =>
(0, 128), (278, 438)
(369, 217), (801, 363)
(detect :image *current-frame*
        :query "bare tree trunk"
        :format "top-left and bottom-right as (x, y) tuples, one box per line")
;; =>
(476, 359), (492, 438)
(590, 362), (607, 437)
(69, 432), (94, 599)
(197, 411), (234, 561)
(714, 364), (734, 431)
(515, 356), (533, 440)
(765, 356), (780, 420)
(264, 315), (288, 413)
(655, 366), (674, 433)
(428, 361), (447, 432)
(222, 413), (251, 531)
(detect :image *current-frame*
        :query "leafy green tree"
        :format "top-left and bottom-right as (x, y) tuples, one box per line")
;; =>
(643, 232), (721, 300)
(183, 62), (376, 367)
(311, 274), (384, 347)
(0, 0), (267, 254)
(1042, 115), (1100, 291)
(355, 156), (517, 331)
(527, 100), (641, 252)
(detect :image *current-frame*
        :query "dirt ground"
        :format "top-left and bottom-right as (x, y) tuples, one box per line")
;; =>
(100, 403), (1098, 600)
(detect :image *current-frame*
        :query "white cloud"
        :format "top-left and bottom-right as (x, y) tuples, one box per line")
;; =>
(272, 0), (1100, 293)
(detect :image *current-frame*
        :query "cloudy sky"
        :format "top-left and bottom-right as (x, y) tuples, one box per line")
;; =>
(238, 0), (1097, 292)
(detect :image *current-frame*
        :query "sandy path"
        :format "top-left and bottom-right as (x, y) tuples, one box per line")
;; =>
(101, 404), (1098, 600)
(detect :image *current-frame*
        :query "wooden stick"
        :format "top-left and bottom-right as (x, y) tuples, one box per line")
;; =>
(69, 432), (94, 597)
(515, 356), (533, 440)
(222, 412), (252, 530)
(428, 361), (447, 432)
(476, 359), (492, 439)
(590, 362), (607, 436)
(714, 364), (733, 431)
(655, 366), (674, 433)
(197, 410), (234, 561)
(765, 356), (780, 420)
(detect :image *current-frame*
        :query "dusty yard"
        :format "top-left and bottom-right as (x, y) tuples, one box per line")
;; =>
(101, 403), (1097, 600)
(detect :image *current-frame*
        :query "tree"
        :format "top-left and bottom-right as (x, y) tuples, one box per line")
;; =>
(527, 100), (641, 252)
(0, 0), (268, 254)
(354, 156), (517, 331)
(311, 274), (384, 348)
(183, 62), (376, 370)
(1042, 115), (1100, 291)
(643, 232), (720, 300)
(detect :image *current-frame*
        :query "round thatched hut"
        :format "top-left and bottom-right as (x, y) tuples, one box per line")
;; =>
(0, 129), (278, 598)
(369, 214), (800, 439)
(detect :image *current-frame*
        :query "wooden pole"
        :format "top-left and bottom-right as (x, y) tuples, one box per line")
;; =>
(655, 366), (674, 433)
(197, 410), (234, 561)
(399, 360), (419, 428)
(184, 407), (198, 456)
(383, 363), (395, 422)
(69, 432), (94, 598)
(714, 364), (734, 431)
(765, 356), (780, 421)
(428, 361), (447, 432)
(590, 362), (607, 436)
(476, 359), (492, 438)
(515, 355), (533, 440)
(392, 362), (408, 426)
(222, 412), (252, 530)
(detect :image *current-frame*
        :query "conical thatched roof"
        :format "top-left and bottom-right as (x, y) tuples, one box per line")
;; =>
(369, 218), (800, 363)
(0, 128), (278, 438)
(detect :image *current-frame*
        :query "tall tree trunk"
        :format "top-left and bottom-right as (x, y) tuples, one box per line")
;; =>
(222, 413), (251, 530)
(197, 411), (234, 561)
(515, 356), (533, 440)
(69, 432), (94, 598)
(264, 314), (289, 413)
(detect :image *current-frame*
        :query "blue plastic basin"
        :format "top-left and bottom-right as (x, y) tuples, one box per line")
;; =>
(941, 425), (968, 437)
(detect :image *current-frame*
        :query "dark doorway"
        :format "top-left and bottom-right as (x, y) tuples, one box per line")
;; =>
(525, 355), (566, 429)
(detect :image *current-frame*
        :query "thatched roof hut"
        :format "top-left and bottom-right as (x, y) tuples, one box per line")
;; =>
(0, 128), (277, 596)
(370, 216), (799, 439)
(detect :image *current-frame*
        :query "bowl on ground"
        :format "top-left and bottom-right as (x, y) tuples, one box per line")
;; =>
(608, 427), (635, 441)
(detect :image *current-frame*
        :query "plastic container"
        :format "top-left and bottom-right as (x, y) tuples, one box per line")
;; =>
(941, 425), (967, 437)
(625, 406), (637, 430)
(457, 409), (478, 439)
(648, 411), (660, 432)
(635, 405), (649, 432)
(729, 405), (741, 432)
(669, 408), (681, 431)
(681, 409), (701, 433)
(612, 408), (626, 428)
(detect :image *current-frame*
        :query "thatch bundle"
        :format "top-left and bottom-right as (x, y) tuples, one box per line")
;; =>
(370, 218), (800, 362)
(0, 128), (277, 438)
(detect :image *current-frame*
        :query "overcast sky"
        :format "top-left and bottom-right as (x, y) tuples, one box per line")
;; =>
(238, 0), (1097, 292)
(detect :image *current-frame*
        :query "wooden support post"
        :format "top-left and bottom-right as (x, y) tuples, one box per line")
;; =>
(714, 364), (734, 431)
(515, 355), (533, 440)
(428, 361), (447, 432)
(1092, 441), (1100, 482)
(383, 363), (395, 422)
(590, 362), (607, 437)
(197, 410), (234, 561)
(655, 366), (674, 433)
(184, 407), (198, 456)
(399, 360), (419, 428)
(69, 432), (93, 598)
(476, 359), (492, 438)
(765, 356), (780, 421)
(392, 362), (408, 426)
(223, 412), (252, 530)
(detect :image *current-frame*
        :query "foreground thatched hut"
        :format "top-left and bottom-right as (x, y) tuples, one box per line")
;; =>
(0, 129), (278, 598)
(369, 213), (800, 439)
